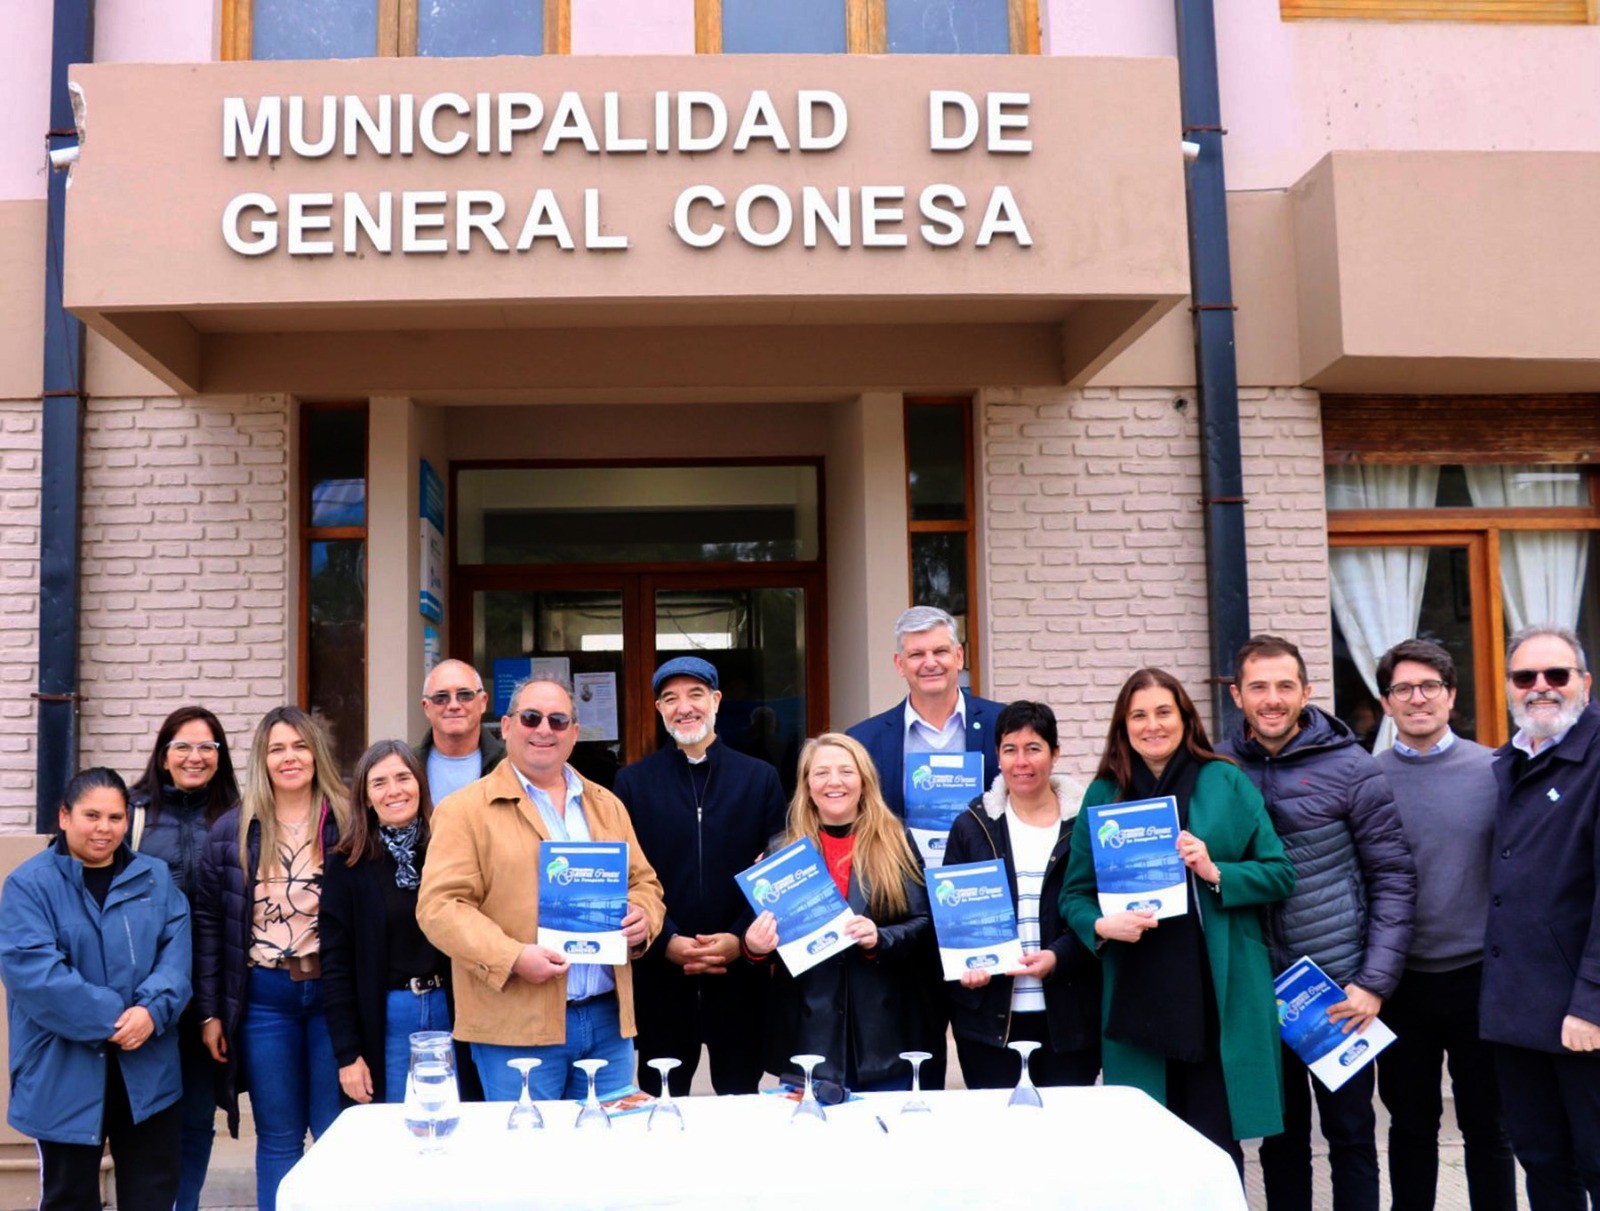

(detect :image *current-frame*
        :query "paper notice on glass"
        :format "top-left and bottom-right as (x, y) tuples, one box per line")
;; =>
(573, 672), (619, 742)
(734, 838), (856, 976)
(1276, 956), (1396, 1091)
(904, 752), (984, 869)
(1083, 796), (1188, 920)
(927, 861), (1023, 981)
(536, 842), (628, 965)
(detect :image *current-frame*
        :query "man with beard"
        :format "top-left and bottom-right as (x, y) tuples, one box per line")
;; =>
(1482, 625), (1600, 1208)
(613, 657), (787, 1096)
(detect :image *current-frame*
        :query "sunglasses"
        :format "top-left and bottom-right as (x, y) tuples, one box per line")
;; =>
(1508, 666), (1583, 690)
(426, 689), (482, 706)
(512, 709), (574, 732)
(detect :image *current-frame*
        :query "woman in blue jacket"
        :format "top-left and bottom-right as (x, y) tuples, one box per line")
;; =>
(127, 705), (239, 1211)
(0, 767), (191, 1211)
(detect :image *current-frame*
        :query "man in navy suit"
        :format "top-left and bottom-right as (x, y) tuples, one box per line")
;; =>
(845, 605), (1005, 1092)
(845, 604), (1005, 818)
(1481, 624), (1600, 1209)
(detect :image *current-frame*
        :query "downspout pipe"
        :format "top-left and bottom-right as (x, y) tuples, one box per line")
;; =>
(35, 0), (95, 831)
(1174, 0), (1249, 736)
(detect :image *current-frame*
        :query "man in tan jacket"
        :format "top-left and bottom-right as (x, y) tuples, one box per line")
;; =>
(418, 677), (665, 1101)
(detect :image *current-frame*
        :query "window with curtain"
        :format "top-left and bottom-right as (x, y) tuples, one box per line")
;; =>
(697, 0), (1037, 53)
(225, 0), (564, 59)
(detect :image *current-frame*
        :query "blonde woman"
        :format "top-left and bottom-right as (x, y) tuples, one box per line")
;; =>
(743, 732), (932, 1092)
(195, 706), (350, 1211)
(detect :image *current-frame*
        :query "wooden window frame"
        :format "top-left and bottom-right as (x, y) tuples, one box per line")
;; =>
(695, 0), (1040, 54)
(297, 401), (369, 739)
(1281, 0), (1595, 23)
(223, 0), (571, 60)
(904, 396), (981, 695)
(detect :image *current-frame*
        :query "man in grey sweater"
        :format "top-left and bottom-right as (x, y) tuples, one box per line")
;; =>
(1373, 639), (1515, 1211)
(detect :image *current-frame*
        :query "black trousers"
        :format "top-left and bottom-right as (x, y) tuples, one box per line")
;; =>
(1376, 964), (1515, 1211)
(953, 1011), (1099, 1090)
(1260, 1043), (1379, 1211)
(1167, 1046), (1245, 1175)
(1492, 1043), (1600, 1210)
(38, 1059), (183, 1211)
(633, 961), (765, 1097)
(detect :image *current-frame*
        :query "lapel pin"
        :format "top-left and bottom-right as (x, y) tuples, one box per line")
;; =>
(1548, 787), (1562, 803)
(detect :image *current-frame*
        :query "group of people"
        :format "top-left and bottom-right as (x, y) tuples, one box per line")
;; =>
(2, 604), (1598, 1211)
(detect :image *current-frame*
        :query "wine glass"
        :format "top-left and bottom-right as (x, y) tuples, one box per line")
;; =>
(573, 1059), (612, 1130)
(1007, 1040), (1043, 1109)
(646, 1058), (685, 1132)
(789, 1054), (828, 1125)
(505, 1057), (544, 1130)
(899, 1051), (933, 1116)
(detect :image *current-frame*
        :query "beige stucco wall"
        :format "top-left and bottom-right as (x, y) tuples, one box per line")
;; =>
(981, 385), (1331, 784)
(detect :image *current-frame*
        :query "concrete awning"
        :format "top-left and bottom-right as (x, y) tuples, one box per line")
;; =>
(66, 55), (1191, 397)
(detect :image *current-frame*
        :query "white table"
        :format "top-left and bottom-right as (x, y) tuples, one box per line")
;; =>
(276, 1086), (1246, 1211)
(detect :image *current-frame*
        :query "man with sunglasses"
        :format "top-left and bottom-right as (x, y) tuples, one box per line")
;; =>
(613, 657), (788, 1098)
(1481, 625), (1600, 1208)
(416, 659), (504, 802)
(1372, 639), (1515, 1211)
(419, 677), (666, 1103)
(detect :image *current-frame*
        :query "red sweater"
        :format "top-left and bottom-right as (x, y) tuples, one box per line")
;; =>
(818, 830), (855, 900)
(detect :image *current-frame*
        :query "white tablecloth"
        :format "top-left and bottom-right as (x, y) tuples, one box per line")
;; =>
(276, 1086), (1246, 1211)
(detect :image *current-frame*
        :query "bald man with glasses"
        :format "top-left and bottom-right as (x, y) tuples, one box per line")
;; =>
(417, 659), (505, 802)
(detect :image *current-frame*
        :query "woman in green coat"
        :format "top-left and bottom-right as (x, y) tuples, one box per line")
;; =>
(1062, 667), (1295, 1171)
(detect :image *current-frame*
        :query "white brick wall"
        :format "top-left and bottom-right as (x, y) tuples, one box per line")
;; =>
(75, 394), (292, 790)
(0, 402), (41, 831)
(980, 385), (1331, 782)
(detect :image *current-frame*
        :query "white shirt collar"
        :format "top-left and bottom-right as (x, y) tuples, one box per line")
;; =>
(904, 691), (966, 740)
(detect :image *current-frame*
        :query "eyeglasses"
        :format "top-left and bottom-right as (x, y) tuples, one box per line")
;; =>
(1385, 680), (1447, 702)
(426, 689), (482, 707)
(1508, 666), (1583, 690)
(513, 709), (574, 733)
(167, 741), (221, 757)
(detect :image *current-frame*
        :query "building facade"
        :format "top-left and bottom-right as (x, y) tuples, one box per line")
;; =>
(3, 0), (1598, 823)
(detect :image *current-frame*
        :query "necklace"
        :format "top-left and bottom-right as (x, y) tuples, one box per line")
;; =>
(276, 815), (310, 835)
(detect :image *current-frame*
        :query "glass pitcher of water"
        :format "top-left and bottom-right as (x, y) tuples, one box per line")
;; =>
(403, 1031), (461, 1152)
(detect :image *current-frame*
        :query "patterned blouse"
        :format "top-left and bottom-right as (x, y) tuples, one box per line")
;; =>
(249, 832), (322, 967)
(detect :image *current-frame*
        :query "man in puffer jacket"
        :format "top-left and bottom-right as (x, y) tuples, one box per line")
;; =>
(1220, 634), (1416, 1211)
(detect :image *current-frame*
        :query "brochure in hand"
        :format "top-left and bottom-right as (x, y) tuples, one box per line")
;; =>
(535, 841), (629, 965)
(1082, 796), (1188, 920)
(1275, 955), (1396, 1091)
(735, 837), (857, 976)
(904, 752), (985, 868)
(926, 860), (1024, 981)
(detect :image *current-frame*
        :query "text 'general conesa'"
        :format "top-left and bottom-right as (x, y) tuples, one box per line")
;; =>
(219, 89), (1036, 255)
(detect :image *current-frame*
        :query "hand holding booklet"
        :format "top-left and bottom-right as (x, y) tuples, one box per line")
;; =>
(926, 860), (1023, 981)
(1082, 796), (1188, 920)
(536, 841), (629, 965)
(735, 837), (856, 976)
(1275, 956), (1396, 1091)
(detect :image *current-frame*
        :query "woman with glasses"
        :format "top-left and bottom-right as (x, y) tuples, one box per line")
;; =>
(195, 706), (350, 1211)
(321, 741), (456, 1106)
(127, 708), (239, 1211)
(742, 733), (932, 1092)
(1062, 668), (1296, 1170)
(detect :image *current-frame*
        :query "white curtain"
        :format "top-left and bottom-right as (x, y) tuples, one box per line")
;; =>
(1464, 464), (1590, 633)
(1326, 465), (1440, 752)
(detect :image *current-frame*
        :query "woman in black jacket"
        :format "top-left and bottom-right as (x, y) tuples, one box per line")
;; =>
(743, 732), (932, 1092)
(127, 706), (240, 1211)
(944, 701), (1102, 1089)
(321, 740), (454, 1105)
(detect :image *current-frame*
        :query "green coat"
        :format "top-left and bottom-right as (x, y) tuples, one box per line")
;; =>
(1061, 760), (1296, 1140)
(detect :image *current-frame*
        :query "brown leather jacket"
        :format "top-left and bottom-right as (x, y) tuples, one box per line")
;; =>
(417, 758), (665, 1045)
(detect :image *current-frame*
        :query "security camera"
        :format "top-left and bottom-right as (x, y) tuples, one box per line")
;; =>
(48, 145), (79, 172)
(1181, 140), (1201, 163)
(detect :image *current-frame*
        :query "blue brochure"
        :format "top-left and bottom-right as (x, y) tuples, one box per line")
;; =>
(536, 841), (628, 965)
(926, 861), (1023, 981)
(1275, 956), (1396, 1091)
(1082, 796), (1188, 920)
(904, 752), (985, 868)
(735, 837), (856, 976)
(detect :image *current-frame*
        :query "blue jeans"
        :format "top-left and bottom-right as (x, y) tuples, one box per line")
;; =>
(382, 987), (451, 1105)
(240, 967), (341, 1211)
(175, 1015), (218, 1211)
(471, 993), (636, 1101)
